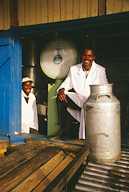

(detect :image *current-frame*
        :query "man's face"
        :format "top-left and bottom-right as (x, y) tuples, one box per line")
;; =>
(82, 49), (95, 70)
(22, 81), (32, 96)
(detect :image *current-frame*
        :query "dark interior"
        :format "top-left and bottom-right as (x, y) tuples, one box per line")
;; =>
(22, 14), (129, 136)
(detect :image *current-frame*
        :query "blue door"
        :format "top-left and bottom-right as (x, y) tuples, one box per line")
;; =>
(0, 30), (22, 135)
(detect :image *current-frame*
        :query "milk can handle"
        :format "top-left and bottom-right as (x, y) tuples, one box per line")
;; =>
(96, 93), (113, 101)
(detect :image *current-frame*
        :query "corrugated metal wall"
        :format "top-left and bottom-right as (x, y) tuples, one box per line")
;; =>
(0, 0), (129, 30)
(0, 0), (17, 30)
(16, 0), (129, 25)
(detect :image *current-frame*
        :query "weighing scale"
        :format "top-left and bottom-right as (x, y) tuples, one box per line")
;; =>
(40, 40), (78, 136)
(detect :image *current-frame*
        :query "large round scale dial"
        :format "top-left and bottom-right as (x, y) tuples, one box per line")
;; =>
(40, 40), (77, 79)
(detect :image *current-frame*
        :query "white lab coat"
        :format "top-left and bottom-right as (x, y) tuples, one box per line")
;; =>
(21, 90), (38, 133)
(57, 61), (108, 139)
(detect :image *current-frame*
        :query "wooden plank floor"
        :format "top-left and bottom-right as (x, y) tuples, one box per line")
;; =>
(0, 138), (89, 192)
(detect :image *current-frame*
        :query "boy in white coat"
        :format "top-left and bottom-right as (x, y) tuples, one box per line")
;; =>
(57, 49), (108, 139)
(21, 77), (39, 134)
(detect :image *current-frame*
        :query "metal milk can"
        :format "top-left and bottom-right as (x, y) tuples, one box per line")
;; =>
(84, 84), (121, 163)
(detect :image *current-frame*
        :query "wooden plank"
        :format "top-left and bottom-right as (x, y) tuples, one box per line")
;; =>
(61, 139), (85, 146)
(25, 0), (30, 25)
(0, 0), (4, 30)
(91, 0), (98, 17)
(45, 147), (89, 192)
(87, 0), (91, 17)
(66, 0), (73, 20)
(61, 0), (66, 21)
(30, 0), (37, 25)
(5, 144), (27, 155)
(3, 0), (10, 30)
(114, 0), (122, 13)
(80, 0), (88, 19)
(11, 151), (66, 192)
(54, 0), (60, 22)
(0, 144), (35, 167)
(17, 0), (25, 26)
(17, 0), (20, 23)
(106, 0), (114, 15)
(0, 144), (46, 179)
(33, 152), (76, 191)
(0, 139), (9, 149)
(48, 0), (54, 22)
(10, 0), (18, 27)
(99, 0), (106, 16)
(73, 0), (80, 19)
(26, 138), (85, 152)
(123, 0), (129, 12)
(36, 0), (42, 24)
(0, 147), (60, 192)
(41, 0), (48, 23)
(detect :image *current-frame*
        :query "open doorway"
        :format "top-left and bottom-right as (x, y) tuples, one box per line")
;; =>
(20, 13), (129, 137)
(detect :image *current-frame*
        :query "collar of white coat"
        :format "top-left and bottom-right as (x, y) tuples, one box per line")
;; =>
(77, 60), (96, 77)
(22, 90), (30, 98)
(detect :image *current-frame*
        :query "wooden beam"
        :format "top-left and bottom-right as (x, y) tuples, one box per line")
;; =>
(33, 152), (76, 191)
(114, 0), (122, 13)
(36, 0), (42, 24)
(24, 0), (30, 25)
(91, 0), (98, 17)
(0, 144), (46, 179)
(66, 0), (73, 20)
(3, 0), (10, 29)
(11, 151), (66, 192)
(73, 0), (80, 19)
(10, 0), (18, 27)
(41, 0), (48, 23)
(18, 0), (25, 26)
(45, 147), (89, 192)
(0, 139), (9, 149)
(30, 0), (37, 25)
(99, 0), (105, 16)
(106, 0), (114, 15)
(26, 138), (85, 152)
(48, 0), (54, 22)
(54, 0), (61, 22)
(80, 0), (88, 19)
(123, 0), (129, 12)
(61, 0), (66, 21)
(0, 147), (60, 191)
(0, 0), (4, 29)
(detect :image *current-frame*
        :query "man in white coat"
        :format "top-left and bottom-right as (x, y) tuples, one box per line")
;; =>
(21, 77), (39, 134)
(57, 49), (108, 139)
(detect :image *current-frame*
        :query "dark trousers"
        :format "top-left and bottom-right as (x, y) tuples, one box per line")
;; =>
(56, 95), (81, 136)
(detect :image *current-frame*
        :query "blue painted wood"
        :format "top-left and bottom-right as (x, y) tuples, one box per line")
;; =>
(0, 30), (22, 136)
(0, 31), (11, 135)
(0, 46), (10, 68)
(10, 32), (22, 134)
(0, 134), (9, 141)
(0, 31), (10, 46)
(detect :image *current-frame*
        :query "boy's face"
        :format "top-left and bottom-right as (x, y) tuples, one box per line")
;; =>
(22, 81), (32, 96)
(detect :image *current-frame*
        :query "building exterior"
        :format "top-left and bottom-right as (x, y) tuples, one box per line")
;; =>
(0, 0), (129, 136)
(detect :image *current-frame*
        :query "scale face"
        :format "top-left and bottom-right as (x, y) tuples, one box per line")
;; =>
(40, 40), (77, 79)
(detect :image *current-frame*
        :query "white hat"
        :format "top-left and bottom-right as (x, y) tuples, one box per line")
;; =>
(22, 77), (33, 83)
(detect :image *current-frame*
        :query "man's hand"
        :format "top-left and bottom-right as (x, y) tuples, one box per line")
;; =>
(58, 88), (67, 103)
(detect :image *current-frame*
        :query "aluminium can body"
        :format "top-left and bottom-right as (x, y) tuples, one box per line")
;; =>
(84, 84), (121, 163)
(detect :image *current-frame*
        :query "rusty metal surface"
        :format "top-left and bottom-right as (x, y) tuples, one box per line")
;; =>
(74, 137), (129, 192)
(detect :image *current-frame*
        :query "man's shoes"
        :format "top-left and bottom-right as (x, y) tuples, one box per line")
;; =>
(60, 130), (70, 139)
(50, 129), (70, 140)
